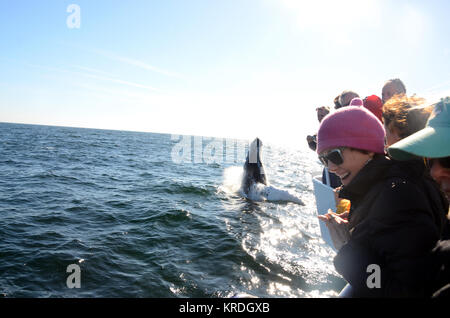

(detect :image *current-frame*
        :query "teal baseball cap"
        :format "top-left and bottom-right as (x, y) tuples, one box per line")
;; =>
(388, 97), (450, 160)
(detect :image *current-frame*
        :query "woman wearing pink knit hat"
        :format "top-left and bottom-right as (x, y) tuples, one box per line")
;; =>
(316, 106), (447, 298)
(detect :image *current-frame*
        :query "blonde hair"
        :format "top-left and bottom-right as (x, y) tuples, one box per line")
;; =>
(382, 95), (432, 138)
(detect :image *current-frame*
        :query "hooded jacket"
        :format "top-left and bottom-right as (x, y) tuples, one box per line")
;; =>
(334, 155), (448, 297)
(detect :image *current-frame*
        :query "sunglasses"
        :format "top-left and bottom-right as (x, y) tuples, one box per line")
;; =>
(427, 157), (450, 169)
(319, 148), (345, 167)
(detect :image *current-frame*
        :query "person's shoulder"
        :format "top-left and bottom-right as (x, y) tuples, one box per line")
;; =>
(378, 173), (429, 204)
(378, 158), (429, 194)
(368, 171), (434, 221)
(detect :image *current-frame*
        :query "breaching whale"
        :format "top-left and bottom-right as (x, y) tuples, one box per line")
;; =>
(240, 138), (304, 205)
(242, 138), (267, 195)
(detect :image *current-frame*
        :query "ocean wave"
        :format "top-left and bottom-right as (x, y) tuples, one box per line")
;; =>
(154, 182), (216, 196)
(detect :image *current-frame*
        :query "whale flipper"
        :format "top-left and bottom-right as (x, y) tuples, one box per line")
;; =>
(263, 186), (304, 205)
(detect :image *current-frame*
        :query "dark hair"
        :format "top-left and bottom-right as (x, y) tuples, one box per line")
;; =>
(334, 95), (342, 109)
(316, 106), (330, 112)
(386, 78), (406, 95)
(339, 90), (360, 107)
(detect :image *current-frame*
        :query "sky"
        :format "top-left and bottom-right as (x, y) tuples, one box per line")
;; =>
(0, 0), (449, 146)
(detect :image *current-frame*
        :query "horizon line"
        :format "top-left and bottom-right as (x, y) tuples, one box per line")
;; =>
(0, 120), (253, 142)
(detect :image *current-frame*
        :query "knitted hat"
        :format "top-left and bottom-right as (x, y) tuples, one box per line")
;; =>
(363, 95), (383, 122)
(317, 106), (386, 154)
(349, 97), (364, 107)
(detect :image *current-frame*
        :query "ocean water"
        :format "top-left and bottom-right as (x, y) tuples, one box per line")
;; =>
(0, 122), (345, 298)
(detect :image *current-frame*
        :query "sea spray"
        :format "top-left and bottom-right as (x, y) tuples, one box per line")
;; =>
(220, 166), (244, 195)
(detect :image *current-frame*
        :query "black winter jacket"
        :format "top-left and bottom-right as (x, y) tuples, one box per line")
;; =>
(334, 155), (448, 297)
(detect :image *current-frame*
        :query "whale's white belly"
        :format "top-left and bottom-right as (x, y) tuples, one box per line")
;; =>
(242, 183), (304, 205)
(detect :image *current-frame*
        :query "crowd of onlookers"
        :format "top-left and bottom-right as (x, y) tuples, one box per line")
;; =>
(307, 78), (450, 298)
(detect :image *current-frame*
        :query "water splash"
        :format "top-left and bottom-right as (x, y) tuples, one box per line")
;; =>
(220, 166), (244, 195)
(220, 166), (304, 204)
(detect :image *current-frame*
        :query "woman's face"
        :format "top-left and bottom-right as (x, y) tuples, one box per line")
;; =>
(430, 158), (450, 201)
(321, 147), (374, 186)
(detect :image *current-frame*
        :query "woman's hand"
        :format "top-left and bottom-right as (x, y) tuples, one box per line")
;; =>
(318, 210), (350, 251)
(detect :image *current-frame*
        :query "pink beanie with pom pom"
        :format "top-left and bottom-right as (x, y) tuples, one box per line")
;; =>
(317, 106), (386, 154)
(349, 97), (364, 107)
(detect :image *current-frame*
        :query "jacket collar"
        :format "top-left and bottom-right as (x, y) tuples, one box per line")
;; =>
(339, 155), (392, 201)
